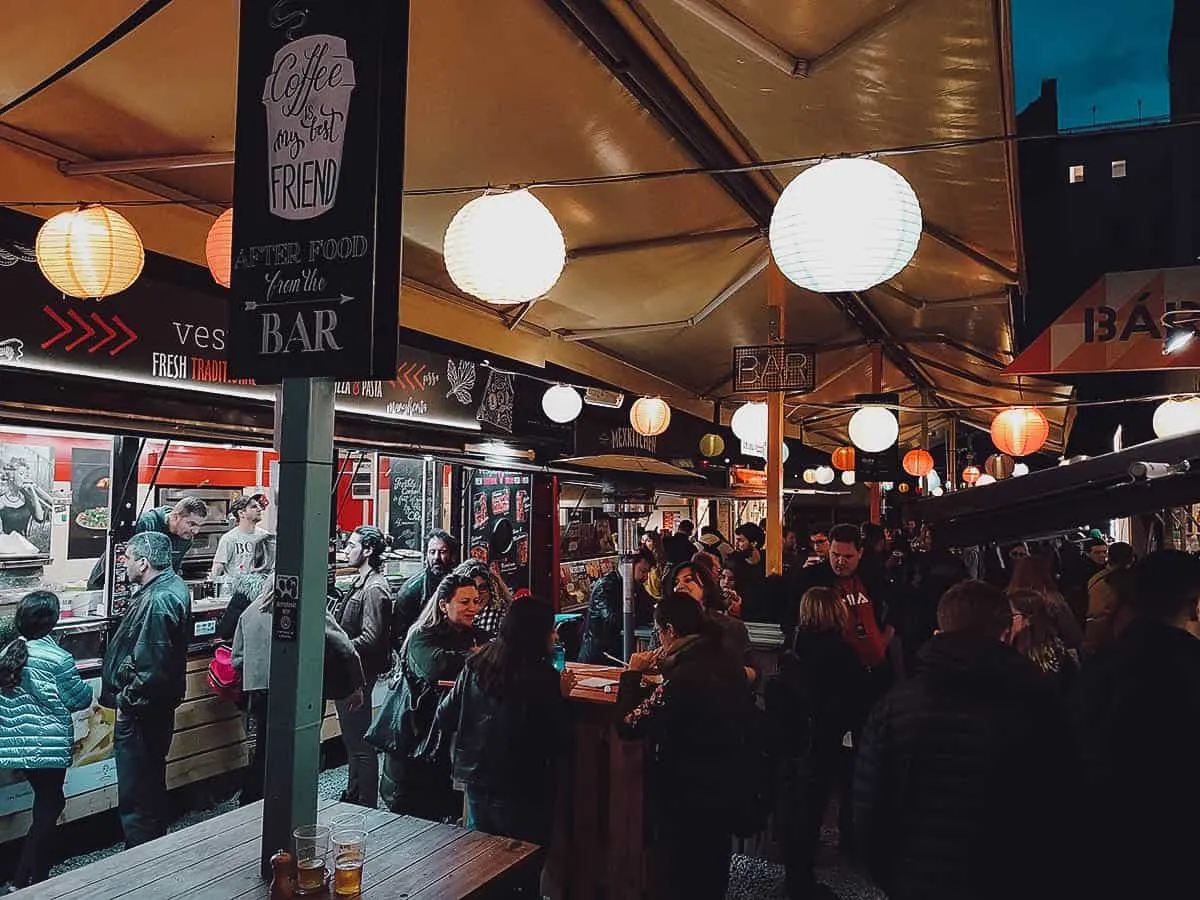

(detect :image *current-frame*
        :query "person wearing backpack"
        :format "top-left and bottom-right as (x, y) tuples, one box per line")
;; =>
(232, 585), (365, 805)
(0, 591), (95, 891)
(766, 587), (869, 900)
(618, 593), (756, 900)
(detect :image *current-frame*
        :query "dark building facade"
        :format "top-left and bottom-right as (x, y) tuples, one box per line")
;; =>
(1015, 2), (1200, 453)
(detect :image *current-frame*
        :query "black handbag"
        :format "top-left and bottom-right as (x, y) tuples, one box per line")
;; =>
(364, 653), (445, 761)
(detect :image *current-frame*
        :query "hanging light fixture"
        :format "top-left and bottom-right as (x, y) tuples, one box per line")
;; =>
(629, 397), (671, 436)
(898, 482), (910, 493)
(841, 470), (856, 486)
(803, 468), (818, 484)
(963, 465), (982, 485)
(926, 469), (942, 492)
(1152, 397), (1200, 439)
(815, 465), (835, 485)
(990, 406), (1050, 457)
(902, 449), (934, 478)
(699, 434), (725, 458)
(1013, 462), (1030, 477)
(541, 384), (582, 423)
(848, 406), (899, 453)
(36, 204), (145, 299)
(931, 486), (944, 497)
(831, 446), (856, 471)
(443, 189), (566, 304)
(768, 158), (922, 293)
(985, 453), (1015, 480)
(205, 208), (234, 288)
(976, 473), (997, 486)
(730, 402), (769, 445)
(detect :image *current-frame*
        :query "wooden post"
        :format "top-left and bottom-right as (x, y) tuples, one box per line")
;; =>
(766, 263), (787, 575)
(869, 344), (884, 525)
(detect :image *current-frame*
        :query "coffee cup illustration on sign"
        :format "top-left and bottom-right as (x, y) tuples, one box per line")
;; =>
(263, 33), (357, 220)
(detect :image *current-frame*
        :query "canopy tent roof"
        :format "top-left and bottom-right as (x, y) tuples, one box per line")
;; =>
(0, 0), (1072, 453)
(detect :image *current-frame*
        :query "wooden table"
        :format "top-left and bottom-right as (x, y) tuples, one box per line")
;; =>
(12, 800), (539, 899)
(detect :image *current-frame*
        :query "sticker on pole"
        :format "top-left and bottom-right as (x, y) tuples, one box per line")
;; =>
(273, 574), (299, 642)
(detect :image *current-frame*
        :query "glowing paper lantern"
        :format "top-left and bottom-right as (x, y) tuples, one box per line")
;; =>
(803, 469), (818, 484)
(990, 406), (1050, 457)
(630, 397), (671, 437)
(841, 470), (856, 486)
(963, 465), (982, 485)
(898, 482), (910, 493)
(769, 158), (922, 292)
(35, 204), (145, 299)
(902, 449), (934, 478)
(815, 465), (835, 485)
(1152, 397), (1200, 439)
(541, 384), (582, 423)
(205, 208), (233, 288)
(1013, 462), (1030, 477)
(699, 434), (725, 458)
(926, 469), (942, 492)
(730, 402), (768, 445)
(985, 453), (1015, 480)
(848, 406), (899, 454)
(932, 486), (944, 497)
(976, 473), (997, 486)
(443, 189), (566, 304)
(831, 446), (856, 471)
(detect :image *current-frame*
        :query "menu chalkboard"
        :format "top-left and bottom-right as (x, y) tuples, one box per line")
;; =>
(386, 456), (424, 552)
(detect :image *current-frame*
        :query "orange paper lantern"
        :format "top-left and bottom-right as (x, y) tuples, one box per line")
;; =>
(205, 208), (234, 288)
(990, 406), (1049, 457)
(35, 204), (144, 299)
(831, 446), (855, 471)
(985, 453), (1015, 479)
(902, 449), (934, 478)
(963, 465), (982, 485)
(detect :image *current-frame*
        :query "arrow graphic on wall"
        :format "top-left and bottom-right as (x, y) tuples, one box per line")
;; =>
(243, 294), (353, 311)
(42, 306), (138, 356)
(396, 362), (428, 391)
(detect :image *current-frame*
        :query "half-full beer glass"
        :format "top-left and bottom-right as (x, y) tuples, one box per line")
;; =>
(293, 824), (330, 895)
(332, 828), (367, 896)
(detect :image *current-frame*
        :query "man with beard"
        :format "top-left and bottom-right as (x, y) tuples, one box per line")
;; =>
(392, 530), (459, 653)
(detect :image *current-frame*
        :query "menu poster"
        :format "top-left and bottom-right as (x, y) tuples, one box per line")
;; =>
(0, 444), (54, 557)
(69, 449), (112, 560)
(386, 456), (424, 552)
(467, 469), (531, 593)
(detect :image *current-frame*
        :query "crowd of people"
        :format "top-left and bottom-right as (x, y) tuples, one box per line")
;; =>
(3, 508), (1200, 900)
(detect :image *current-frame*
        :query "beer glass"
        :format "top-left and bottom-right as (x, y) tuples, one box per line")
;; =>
(293, 824), (330, 895)
(332, 828), (367, 896)
(329, 811), (367, 832)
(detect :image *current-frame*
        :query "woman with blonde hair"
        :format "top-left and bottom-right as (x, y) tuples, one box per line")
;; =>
(642, 530), (670, 601)
(766, 587), (869, 900)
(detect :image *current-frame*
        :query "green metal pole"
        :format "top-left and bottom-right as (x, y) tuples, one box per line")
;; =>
(261, 376), (335, 874)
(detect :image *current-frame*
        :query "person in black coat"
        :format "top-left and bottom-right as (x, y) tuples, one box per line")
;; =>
(766, 587), (869, 900)
(852, 580), (1078, 900)
(618, 594), (756, 900)
(390, 530), (459, 655)
(1069, 550), (1200, 900)
(577, 551), (652, 664)
(374, 573), (487, 820)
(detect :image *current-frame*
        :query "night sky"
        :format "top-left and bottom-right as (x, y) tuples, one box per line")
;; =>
(1012, 0), (1174, 129)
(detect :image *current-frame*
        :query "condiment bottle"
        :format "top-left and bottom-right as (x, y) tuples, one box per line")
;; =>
(269, 849), (297, 899)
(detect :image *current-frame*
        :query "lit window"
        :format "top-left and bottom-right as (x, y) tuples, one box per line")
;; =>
(1069, 165), (1085, 184)
(1112, 160), (1127, 178)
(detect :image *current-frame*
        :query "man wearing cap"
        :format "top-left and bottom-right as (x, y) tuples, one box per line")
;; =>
(330, 525), (393, 807)
(100, 531), (192, 848)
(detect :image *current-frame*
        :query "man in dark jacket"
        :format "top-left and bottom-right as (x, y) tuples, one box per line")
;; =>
(88, 497), (208, 589)
(853, 580), (1077, 900)
(101, 531), (192, 848)
(391, 530), (458, 652)
(1070, 550), (1200, 900)
(578, 551), (652, 663)
(330, 525), (392, 808)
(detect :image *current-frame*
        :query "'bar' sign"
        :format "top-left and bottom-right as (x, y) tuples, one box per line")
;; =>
(228, 0), (407, 382)
(733, 344), (816, 393)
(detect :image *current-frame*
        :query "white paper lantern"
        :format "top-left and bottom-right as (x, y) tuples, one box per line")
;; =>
(769, 158), (922, 292)
(926, 469), (942, 492)
(1152, 397), (1200, 439)
(1012, 462), (1030, 477)
(848, 406), (899, 453)
(443, 189), (566, 304)
(630, 397), (671, 436)
(803, 469), (817, 484)
(841, 470), (855, 486)
(541, 384), (582, 423)
(976, 473), (997, 486)
(731, 402), (769, 445)
(815, 465), (835, 485)
(931, 486), (944, 497)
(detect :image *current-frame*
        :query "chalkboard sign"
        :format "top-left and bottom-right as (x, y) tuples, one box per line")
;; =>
(386, 457), (424, 552)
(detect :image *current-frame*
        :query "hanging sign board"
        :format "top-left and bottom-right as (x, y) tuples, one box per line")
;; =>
(1006, 267), (1200, 375)
(228, 0), (407, 382)
(732, 344), (816, 393)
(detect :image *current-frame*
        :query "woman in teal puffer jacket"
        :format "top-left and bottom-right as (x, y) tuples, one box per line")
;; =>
(0, 591), (94, 890)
